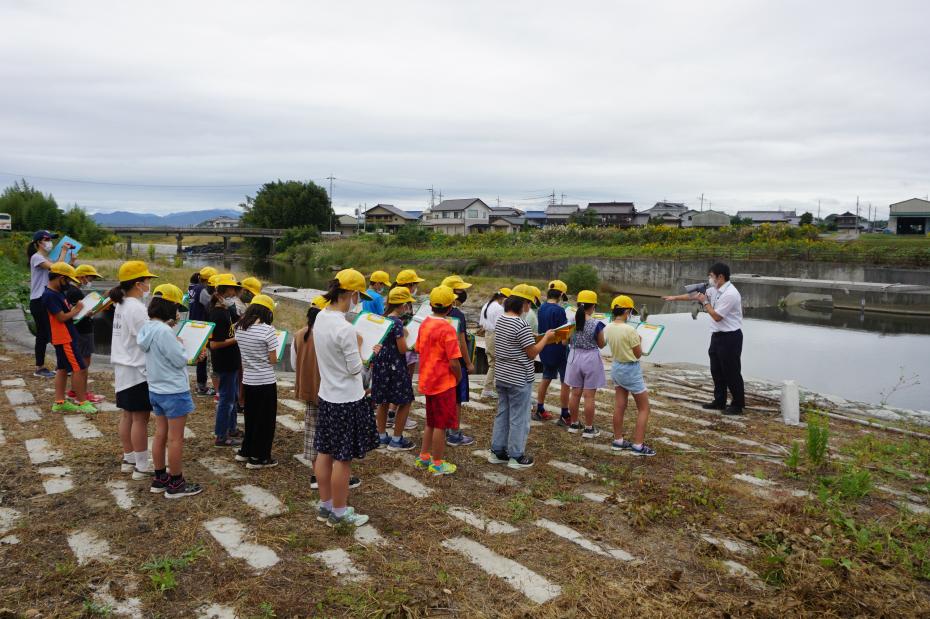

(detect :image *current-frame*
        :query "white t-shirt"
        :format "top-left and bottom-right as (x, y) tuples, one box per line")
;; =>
(313, 308), (364, 404)
(480, 300), (504, 332)
(30, 253), (50, 300)
(111, 297), (149, 392)
(707, 282), (743, 333)
(236, 322), (278, 386)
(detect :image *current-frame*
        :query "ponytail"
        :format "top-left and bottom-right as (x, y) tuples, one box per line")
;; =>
(303, 306), (322, 341)
(575, 302), (591, 333)
(322, 279), (348, 305)
(26, 240), (39, 259)
(108, 278), (139, 305)
(482, 292), (504, 319)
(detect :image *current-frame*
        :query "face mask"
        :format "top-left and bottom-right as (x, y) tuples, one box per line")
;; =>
(225, 297), (236, 308)
(349, 292), (359, 313)
(409, 285), (418, 297)
(138, 281), (151, 301)
(41, 240), (53, 252)
(708, 276), (716, 289)
(456, 291), (468, 304)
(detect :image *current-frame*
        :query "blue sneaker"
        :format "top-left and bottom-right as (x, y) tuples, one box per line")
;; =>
(377, 434), (391, 449)
(611, 438), (633, 451)
(33, 368), (55, 379)
(387, 436), (415, 451)
(630, 443), (657, 457)
(446, 431), (475, 447)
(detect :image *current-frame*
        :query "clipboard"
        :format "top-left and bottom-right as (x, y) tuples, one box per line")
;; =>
(72, 291), (107, 323)
(49, 236), (82, 262)
(353, 311), (394, 363)
(550, 321), (575, 344)
(406, 314), (460, 351)
(631, 321), (665, 356)
(175, 320), (216, 365)
(181, 292), (190, 308)
(274, 329), (290, 362)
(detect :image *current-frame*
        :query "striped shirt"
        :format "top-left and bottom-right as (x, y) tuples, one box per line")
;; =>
(493, 314), (536, 387)
(235, 322), (278, 386)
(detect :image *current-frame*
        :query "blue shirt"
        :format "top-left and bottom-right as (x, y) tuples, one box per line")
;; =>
(361, 288), (385, 315)
(537, 302), (569, 366)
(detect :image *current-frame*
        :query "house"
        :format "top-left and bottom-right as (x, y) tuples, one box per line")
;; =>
(336, 214), (359, 236)
(650, 213), (683, 227)
(632, 213), (650, 227)
(363, 204), (420, 233)
(525, 210), (547, 226)
(888, 198), (930, 235)
(197, 216), (240, 229)
(544, 204), (580, 225)
(422, 198), (492, 235)
(490, 206), (523, 218)
(490, 216), (536, 233)
(641, 201), (689, 220)
(586, 202), (637, 227)
(681, 209), (730, 229)
(735, 210), (800, 226)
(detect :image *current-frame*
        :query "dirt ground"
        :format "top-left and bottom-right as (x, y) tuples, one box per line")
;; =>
(0, 343), (929, 618)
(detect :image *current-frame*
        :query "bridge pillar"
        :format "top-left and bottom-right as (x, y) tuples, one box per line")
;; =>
(125, 236), (133, 257)
(176, 233), (184, 255)
(223, 236), (230, 256)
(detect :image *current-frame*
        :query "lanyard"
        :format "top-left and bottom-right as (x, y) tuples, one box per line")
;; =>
(711, 282), (730, 309)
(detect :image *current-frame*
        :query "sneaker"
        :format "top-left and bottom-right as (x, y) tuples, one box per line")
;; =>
(150, 472), (170, 493)
(196, 386), (216, 397)
(556, 416), (572, 428)
(33, 368), (56, 379)
(487, 450), (509, 465)
(316, 503), (331, 522)
(326, 507), (369, 528)
(388, 436), (415, 451)
(533, 410), (554, 422)
(567, 422), (584, 434)
(76, 401), (97, 414)
(68, 390), (104, 403)
(310, 475), (319, 489)
(481, 391), (498, 399)
(165, 478), (204, 498)
(630, 444), (657, 457)
(403, 418), (417, 431)
(215, 437), (242, 447)
(581, 426), (601, 439)
(51, 401), (81, 414)
(446, 432), (475, 447)
(385, 417), (394, 429)
(213, 395), (219, 404)
(414, 456), (431, 470)
(430, 461), (457, 476)
(723, 406), (745, 416)
(234, 450), (248, 462)
(228, 428), (243, 438)
(120, 457), (135, 473)
(349, 476), (361, 489)
(377, 434), (391, 449)
(132, 466), (154, 481)
(611, 438), (633, 451)
(701, 401), (726, 410)
(508, 455), (535, 469)
(246, 458), (278, 470)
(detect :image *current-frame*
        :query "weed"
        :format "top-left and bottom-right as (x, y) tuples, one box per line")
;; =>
(818, 466), (872, 503)
(54, 561), (77, 576)
(82, 600), (112, 616)
(806, 413), (829, 467)
(553, 491), (584, 503)
(141, 545), (205, 593)
(507, 492), (534, 523)
(758, 532), (792, 587)
(258, 601), (277, 618)
(785, 441), (801, 474)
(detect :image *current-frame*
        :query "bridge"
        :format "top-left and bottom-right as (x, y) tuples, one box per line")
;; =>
(101, 226), (287, 256)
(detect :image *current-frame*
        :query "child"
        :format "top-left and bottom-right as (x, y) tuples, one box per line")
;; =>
(208, 273), (243, 447)
(440, 275), (476, 447)
(42, 263), (95, 414)
(191, 267), (217, 396)
(372, 287), (416, 451)
(314, 269), (379, 527)
(239, 277), (262, 304)
(65, 264), (105, 403)
(234, 294), (280, 469)
(565, 290), (607, 438)
(137, 284), (204, 498)
(488, 285), (555, 469)
(478, 288), (509, 400)
(605, 295), (655, 456)
(28, 230), (72, 378)
(414, 285), (463, 476)
(536, 280), (570, 423)
(394, 269), (426, 424)
(361, 270), (391, 315)
(109, 260), (158, 478)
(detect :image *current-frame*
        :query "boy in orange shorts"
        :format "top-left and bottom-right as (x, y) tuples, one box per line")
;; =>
(413, 285), (462, 476)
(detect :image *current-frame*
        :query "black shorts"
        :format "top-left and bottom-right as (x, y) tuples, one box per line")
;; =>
(54, 342), (87, 372)
(116, 381), (152, 413)
(76, 332), (95, 359)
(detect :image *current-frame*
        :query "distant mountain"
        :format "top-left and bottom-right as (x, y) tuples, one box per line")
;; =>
(91, 208), (242, 227)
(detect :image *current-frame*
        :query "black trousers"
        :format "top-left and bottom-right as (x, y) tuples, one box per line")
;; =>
(196, 358), (208, 386)
(242, 383), (277, 461)
(29, 298), (51, 367)
(708, 330), (745, 408)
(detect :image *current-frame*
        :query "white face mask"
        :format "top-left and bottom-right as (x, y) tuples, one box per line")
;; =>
(708, 276), (716, 289)
(138, 281), (151, 301)
(41, 240), (53, 252)
(225, 297), (237, 308)
(349, 292), (359, 313)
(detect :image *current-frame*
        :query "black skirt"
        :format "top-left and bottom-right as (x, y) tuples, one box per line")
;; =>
(314, 397), (379, 461)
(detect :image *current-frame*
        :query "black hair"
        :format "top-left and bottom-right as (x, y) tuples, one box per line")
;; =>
(26, 239), (40, 258)
(322, 279), (351, 304)
(431, 303), (452, 315)
(240, 290), (255, 303)
(709, 262), (731, 281)
(108, 276), (149, 305)
(303, 306), (322, 341)
(48, 272), (64, 283)
(612, 306), (631, 318)
(503, 295), (526, 314)
(238, 303), (273, 331)
(547, 288), (563, 300)
(189, 272), (200, 284)
(147, 297), (178, 322)
(384, 302), (407, 317)
(482, 292), (505, 319)
(455, 290), (468, 304)
(575, 302), (594, 332)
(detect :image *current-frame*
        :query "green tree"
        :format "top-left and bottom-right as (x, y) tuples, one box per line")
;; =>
(561, 263), (600, 294)
(730, 215), (753, 227)
(0, 179), (61, 232)
(60, 204), (109, 246)
(569, 208), (599, 227)
(799, 212), (814, 225)
(277, 225), (321, 252)
(240, 180), (333, 256)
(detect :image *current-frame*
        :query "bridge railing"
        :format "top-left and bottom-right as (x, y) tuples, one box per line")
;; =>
(102, 226), (285, 236)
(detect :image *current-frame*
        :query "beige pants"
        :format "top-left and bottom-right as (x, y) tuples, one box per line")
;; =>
(482, 330), (497, 395)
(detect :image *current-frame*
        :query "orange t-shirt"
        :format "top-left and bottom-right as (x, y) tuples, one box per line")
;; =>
(416, 316), (462, 396)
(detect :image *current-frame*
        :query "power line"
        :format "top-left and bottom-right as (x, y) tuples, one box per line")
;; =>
(0, 170), (262, 189)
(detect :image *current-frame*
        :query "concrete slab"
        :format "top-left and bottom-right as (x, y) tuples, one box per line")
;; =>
(380, 471), (433, 498)
(448, 507), (518, 534)
(311, 548), (370, 583)
(67, 529), (118, 565)
(25, 438), (62, 465)
(203, 517), (279, 571)
(233, 485), (285, 517)
(534, 518), (635, 562)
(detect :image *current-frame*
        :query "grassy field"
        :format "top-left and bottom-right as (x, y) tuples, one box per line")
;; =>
(1, 343), (929, 617)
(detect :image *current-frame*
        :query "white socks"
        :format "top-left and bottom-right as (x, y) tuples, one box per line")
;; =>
(134, 450), (151, 472)
(123, 452), (135, 463)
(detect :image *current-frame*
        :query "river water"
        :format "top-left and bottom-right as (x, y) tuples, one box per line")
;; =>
(185, 256), (929, 410)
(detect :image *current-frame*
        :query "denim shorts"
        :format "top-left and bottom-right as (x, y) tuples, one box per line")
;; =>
(150, 391), (195, 419)
(611, 361), (647, 395)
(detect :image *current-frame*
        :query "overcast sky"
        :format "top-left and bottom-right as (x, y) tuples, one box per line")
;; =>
(2, 1), (928, 219)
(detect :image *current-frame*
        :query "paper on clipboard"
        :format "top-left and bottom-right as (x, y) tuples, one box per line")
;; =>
(72, 291), (105, 323)
(353, 312), (394, 363)
(274, 329), (290, 362)
(49, 236), (82, 262)
(631, 321), (665, 356)
(406, 314), (459, 351)
(175, 320), (215, 365)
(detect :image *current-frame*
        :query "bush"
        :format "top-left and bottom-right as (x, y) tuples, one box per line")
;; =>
(391, 224), (433, 247)
(278, 225), (321, 252)
(561, 263), (600, 293)
(806, 413), (830, 467)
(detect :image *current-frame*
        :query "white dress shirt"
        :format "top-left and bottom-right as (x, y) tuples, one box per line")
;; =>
(706, 282), (743, 333)
(312, 308), (365, 403)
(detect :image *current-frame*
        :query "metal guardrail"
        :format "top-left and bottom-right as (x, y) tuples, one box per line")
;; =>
(651, 246), (930, 267)
(102, 225), (286, 237)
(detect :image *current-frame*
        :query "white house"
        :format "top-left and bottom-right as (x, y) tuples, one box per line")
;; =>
(681, 209), (731, 228)
(422, 198), (492, 235)
(197, 216), (240, 229)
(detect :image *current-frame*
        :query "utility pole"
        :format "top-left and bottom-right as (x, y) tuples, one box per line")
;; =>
(326, 174), (335, 232)
(427, 186), (435, 209)
(560, 193), (566, 205)
(549, 190), (556, 206)
(496, 196), (501, 208)
(856, 195), (860, 237)
(438, 190), (443, 203)
(699, 193), (704, 212)
(818, 199), (821, 221)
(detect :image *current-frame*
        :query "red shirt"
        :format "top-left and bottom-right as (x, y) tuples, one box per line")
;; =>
(416, 316), (462, 396)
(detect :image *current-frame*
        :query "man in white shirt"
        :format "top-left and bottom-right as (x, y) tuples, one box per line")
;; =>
(664, 262), (745, 415)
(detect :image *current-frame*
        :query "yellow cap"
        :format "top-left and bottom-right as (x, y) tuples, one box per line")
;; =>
(74, 264), (101, 279)
(549, 280), (568, 294)
(429, 285), (456, 307)
(577, 290), (598, 305)
(334, 269), (373, 300)
(118, 260), (157, 283)
(311, 295), (329, 310)
(213, 273), (241, 288)
(499, 287), (512, 297)
(199, 266), (218, 279)
(509, 284), (536, 303)
(441, 275), (472, 290)
(50, 262), (80, 284)
(369, 270), (391, 286)
(250, 294), (276, 312)
(240, 277), (262, 296)
(396, 269), (425, 285)
(388, 287), (416, 304)
(152, 283), (187, 308)
(529, 285), (542, 304)
(207, 274), (220, 287)
(610, 294), (639, 315)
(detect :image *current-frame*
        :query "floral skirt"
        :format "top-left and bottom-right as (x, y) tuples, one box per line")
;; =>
(314, 396), (379, 461)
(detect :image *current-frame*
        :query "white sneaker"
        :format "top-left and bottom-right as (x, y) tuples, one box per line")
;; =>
(581, 426), (601, 439)
(120, 458), (135, 473)
(132, 466), (154, 480)
(326, 507), (369, 527)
